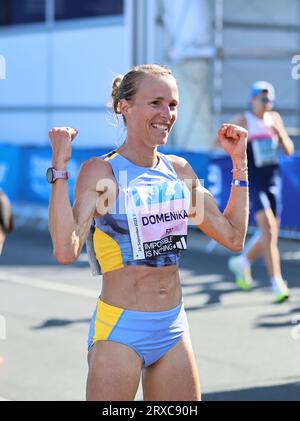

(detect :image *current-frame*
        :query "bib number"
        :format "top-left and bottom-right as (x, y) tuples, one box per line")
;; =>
(252, 138), (278, 167)
(125, 182), (189, 260)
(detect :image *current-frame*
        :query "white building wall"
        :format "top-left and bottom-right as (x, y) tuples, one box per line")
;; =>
(0, 13), (131, 147)
(221, 0), (300, 129)
(160, 0), (214, 151)
(0, 0), (299, 150)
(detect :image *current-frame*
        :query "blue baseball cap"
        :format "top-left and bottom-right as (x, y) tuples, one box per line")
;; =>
(250, 81), (275, 101)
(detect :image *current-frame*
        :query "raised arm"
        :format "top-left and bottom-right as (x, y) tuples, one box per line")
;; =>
(171, 124), (249, 252)
(212, 115), (247, 149)
(48, 127), (116, 264)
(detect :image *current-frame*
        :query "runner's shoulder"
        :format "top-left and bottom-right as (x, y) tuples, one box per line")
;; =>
(75, 157), (116, 194)
(79, 157), (114, 179)
(165, 154), (189, 173)
(164, 154), (197, 182)
(268, 110), (282, 122)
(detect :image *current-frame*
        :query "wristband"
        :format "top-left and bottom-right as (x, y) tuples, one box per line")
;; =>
(231, 167), (248, 173)
(231, 179), (249, 188)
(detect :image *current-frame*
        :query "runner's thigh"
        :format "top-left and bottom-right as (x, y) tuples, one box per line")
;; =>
(86, 340), (143, 401)
(142, 331), (201, 401)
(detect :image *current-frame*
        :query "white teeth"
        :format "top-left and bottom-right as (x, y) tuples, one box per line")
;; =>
(152, 124), (169, 131)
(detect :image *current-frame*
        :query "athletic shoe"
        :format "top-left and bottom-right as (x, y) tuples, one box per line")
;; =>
(228, 256), (253, 291)
(272, 280), (290, 303)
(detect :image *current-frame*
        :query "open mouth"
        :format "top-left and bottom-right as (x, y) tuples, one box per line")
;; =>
(151, 123), (170, 134)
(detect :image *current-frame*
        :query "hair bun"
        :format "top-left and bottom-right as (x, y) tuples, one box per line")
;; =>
(111, 75), (123, 114)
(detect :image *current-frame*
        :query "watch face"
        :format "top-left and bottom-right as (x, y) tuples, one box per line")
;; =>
(46, 168), (54, 183)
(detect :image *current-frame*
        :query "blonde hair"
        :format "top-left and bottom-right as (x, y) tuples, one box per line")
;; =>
(111, 64), (175, 123)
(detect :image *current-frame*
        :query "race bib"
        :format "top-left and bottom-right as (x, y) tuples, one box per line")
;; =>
(252, 137), (278, 167)
(125, 181), (190, 260)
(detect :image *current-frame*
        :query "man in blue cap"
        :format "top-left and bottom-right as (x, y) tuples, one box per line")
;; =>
(250, 81), (275, 103)
(228, 81), (294, 303)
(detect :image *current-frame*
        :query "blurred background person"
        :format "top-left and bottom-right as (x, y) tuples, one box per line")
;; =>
(0, 188), (14, 256)
(228, 81), (294, 303)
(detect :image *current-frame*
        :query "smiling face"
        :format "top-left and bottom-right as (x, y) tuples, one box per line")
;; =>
(120, 74), (179, 149)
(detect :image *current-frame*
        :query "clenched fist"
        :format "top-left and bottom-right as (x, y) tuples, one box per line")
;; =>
(218, 124), (248, 160)
(49, 127), (78, 169)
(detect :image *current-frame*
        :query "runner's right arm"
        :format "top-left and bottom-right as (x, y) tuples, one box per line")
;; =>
(48, 127), (116, 264)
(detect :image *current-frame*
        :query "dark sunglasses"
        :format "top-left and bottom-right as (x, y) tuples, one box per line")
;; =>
(260, 97), (273, 104)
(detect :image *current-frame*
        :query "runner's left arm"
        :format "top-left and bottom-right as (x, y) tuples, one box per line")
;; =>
(170, 124), (249, 252)
(271, 112), (294, 156)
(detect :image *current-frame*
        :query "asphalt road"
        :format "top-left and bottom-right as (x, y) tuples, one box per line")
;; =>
(0, 227), (299, 401)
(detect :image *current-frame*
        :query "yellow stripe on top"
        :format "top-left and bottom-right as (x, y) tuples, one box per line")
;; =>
(93, 226), (124, 273)
(104, 151), (119, 162)
(93, 299), (124, 342)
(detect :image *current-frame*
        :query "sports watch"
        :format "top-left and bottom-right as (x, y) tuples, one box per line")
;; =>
(46, 167), (70, 184)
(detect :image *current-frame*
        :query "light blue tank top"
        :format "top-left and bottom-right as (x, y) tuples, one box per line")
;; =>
(86, 150), (190, 275)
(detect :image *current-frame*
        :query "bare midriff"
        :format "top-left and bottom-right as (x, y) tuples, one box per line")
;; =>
(100, 265), (182, 311)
